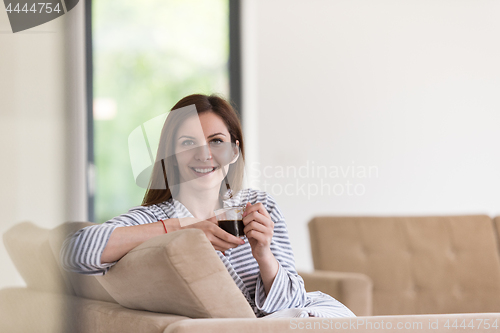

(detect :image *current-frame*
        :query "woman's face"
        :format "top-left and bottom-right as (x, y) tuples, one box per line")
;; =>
(174, 111), (239, 192)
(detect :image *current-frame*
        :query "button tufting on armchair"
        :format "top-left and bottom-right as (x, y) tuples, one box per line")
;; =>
(308, 215), (500, 316)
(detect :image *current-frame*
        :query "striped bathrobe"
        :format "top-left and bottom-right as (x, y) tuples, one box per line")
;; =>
(61, 188), (355, 318)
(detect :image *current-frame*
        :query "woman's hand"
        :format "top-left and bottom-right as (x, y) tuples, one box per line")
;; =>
(181, 217), (245, 252)
(242, 202), (275, 262)
(242, 202), (279, 294)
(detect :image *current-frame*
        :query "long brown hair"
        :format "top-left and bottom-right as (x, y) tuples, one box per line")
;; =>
(142, 94), (245, 206)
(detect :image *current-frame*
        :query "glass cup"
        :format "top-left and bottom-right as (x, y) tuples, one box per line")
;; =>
(214, 206), (246, 237)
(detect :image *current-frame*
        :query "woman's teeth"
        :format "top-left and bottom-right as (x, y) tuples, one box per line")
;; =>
(193, 167), (216, 174)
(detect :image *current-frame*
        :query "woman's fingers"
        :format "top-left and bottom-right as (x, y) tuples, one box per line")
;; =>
(243, 220), (268, 235)
(242, 211), (273, 229)
(245, 229), (267, 244)
(240, 203), (276, 261)
(186, 220), (242, 251)
(212, 224), (244, 246)
(209, 236), (238, 251)
(244, 221), (273, 247)
(243, 202), (270, 219)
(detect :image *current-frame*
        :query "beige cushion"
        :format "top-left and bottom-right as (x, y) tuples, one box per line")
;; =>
(309, 215), (500, 315)
(48, 222), (117, 303)
(3, 222), (70, 295)
(96, 228), (256, 319)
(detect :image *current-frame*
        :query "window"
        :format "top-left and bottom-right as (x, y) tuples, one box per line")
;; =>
(89, 0), (235, 222)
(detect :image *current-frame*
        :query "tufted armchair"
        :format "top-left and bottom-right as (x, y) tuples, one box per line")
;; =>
(308, 215), (500, 315)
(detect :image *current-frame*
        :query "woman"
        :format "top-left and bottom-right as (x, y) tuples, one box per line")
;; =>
(61, 94), (355, 318)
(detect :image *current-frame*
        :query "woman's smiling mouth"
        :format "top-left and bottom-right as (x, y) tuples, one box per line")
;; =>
(190, 166), (219, 175)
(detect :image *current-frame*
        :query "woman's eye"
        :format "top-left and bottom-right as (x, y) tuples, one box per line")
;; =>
(181, 139), (195, 146)
(209, 138), (224, 145)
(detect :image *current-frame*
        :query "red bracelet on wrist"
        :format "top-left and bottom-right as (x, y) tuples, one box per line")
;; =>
(160, 220), (168, 234)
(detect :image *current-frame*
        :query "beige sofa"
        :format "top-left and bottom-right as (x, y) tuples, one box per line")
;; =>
(1, 221), (371, 332)
(309, 215), (500, 315)
(1, 218), (499, 332)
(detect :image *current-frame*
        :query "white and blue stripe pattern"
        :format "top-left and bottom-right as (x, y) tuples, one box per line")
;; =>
(61, 188), (355, 318)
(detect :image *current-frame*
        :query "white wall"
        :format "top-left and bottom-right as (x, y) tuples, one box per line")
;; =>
(0, 5), (87, 289)
(241, 0), (500, 272)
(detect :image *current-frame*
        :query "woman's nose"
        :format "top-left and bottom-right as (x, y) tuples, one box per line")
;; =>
(194, 145), (212, 161)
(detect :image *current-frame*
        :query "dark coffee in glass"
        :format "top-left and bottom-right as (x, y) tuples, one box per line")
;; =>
(218, 220), (245, 237)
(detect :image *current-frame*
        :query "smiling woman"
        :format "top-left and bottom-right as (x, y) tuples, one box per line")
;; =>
(61, 94), (356, 318)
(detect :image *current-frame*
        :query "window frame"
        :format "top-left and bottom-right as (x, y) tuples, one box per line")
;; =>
(85, 0), (242, 222)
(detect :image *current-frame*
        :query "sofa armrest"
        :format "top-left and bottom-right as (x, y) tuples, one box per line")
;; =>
(298, 270), (373, 316)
